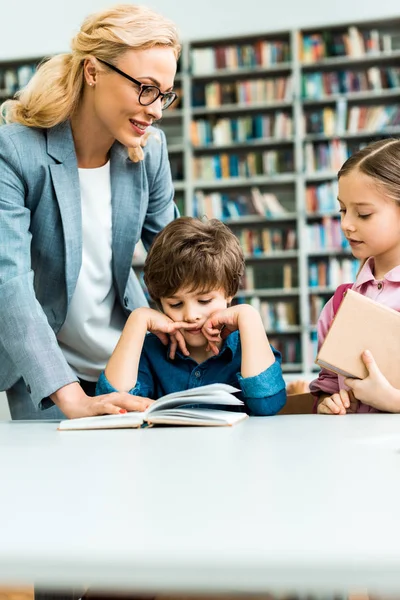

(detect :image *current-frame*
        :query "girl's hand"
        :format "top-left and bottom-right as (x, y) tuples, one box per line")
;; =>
(52, 383), (154, 419)
(144, 309), (198, 359)
(317, 389), (359, 415)
(345, 350), (400, 412)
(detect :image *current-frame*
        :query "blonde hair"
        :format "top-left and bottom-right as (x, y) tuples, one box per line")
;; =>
(1, 4), (180, 162)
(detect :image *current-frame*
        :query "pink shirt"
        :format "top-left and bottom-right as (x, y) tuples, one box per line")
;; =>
(309, 257), (400, 413)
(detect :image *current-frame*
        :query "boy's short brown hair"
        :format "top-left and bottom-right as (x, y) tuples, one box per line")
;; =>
(143, 217), (244, 303)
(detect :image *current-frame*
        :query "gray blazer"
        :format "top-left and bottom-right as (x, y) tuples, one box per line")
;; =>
(0, 120), (177, 409)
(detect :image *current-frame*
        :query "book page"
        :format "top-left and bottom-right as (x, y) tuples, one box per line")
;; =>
(146, 383), (243, 415)
(58, 411), (145, 431)
(147, 408), (248, 426)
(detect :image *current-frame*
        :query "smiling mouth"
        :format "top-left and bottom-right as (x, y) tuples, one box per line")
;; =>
(129, 119), (150, 131)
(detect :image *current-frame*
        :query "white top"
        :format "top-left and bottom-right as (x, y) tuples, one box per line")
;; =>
(1, 414), (400, 594)
(57, 162), (124, 382)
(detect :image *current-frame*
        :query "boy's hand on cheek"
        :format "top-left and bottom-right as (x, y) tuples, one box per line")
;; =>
(143, 308), (197, 359)
(202, 306), (242, 354)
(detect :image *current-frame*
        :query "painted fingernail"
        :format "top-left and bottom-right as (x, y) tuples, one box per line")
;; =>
(119, 409), (127, 414)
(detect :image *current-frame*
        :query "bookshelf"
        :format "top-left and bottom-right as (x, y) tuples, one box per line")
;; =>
(0, 56), (41, 100)
(299, 17), (400, 374)
(157, 16), (400, 378)
(3, 17), (400, 379)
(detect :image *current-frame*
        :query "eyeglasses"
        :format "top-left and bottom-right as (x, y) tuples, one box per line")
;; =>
(96, 58), (178, 110)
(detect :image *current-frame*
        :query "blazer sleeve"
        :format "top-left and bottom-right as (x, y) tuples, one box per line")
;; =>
(0, 131), (77, 407)
(140, 128), (179, 251)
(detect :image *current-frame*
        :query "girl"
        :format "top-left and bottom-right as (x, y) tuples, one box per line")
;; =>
(0, 4), (181, 420)
(310, 138), (400, 415)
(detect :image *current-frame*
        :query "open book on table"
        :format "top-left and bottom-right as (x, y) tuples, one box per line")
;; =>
(58, 383), (248, 430)
(315, 289), (400, 387)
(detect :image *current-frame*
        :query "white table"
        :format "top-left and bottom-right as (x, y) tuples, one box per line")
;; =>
(1, 415), (400, 595)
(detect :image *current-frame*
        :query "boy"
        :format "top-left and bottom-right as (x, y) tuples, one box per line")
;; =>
(97, 217), (286, 415)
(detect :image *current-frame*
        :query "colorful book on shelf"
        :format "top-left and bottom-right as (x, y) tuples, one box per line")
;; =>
(58, 384), (248, 430)
(250, 187), (287, 217)
(315, 289), (400, 387)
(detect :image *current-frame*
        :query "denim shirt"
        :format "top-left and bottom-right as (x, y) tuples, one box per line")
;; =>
(97, 330), (286, 416)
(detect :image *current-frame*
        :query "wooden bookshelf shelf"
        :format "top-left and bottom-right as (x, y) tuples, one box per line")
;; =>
(191, 101), (293, 115)
(300, 49), (400, 70)
(193, 138), (294, 152)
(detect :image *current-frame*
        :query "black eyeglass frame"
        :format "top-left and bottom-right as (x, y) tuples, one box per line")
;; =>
(96, 58), (178, 110)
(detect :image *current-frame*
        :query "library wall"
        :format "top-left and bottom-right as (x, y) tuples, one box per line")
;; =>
(2, 16), (400, 380)
(0, 0), (399, 58)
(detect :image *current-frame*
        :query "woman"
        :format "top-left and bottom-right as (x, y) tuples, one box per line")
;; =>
(0, 3), (181, 420)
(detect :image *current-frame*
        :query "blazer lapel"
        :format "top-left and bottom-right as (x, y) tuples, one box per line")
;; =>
(47, 122), (82, 305)
(109, 143), (143, 302)
(47, 123), (143, 306)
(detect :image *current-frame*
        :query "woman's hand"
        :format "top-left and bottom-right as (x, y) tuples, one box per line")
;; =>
(345, 350), (400, 412)
(51, 382), (154, 419)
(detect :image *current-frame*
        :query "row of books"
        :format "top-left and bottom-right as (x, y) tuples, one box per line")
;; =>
(241, 263), (297, 291)
(303, 104), (347, 136)
(303, 103), (400, 136)
(306, 217), (349, 252)
(239, 297), (299, 331)
(193, 150), (295, 180)
(190, 41), (291, 75)
(308, 257), (359, 288)
(174, 194), (185, 216)
(190, 112), (293, 146)
(192, 76), (293, 108)
(304, 139), (363, 173)
(308, 331), (319, 366)
(346, 104), (400, 133)
(169, 155), (184, 181)
(309, 294), (329, 325)
(269, 336), (301, 365)
(305, 182), (338, 214)
(301, 67), (400, 100)
(301, 26), (395, 63)
(193, 189), (290, 220)
(237, 227), (297, 254)
(0, 63), (36, 95)
(167, 86), (183, 110)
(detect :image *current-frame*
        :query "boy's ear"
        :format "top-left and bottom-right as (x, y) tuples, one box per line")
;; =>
(226, 296), (233, 306)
